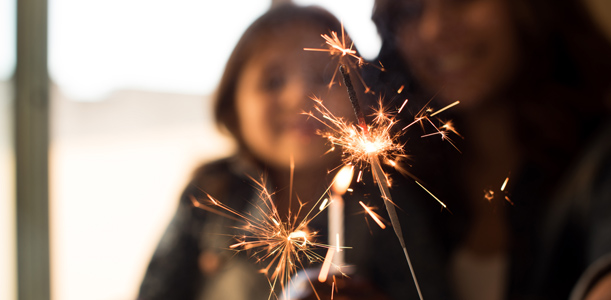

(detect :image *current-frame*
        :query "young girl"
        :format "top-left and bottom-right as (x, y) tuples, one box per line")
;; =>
(137, 4), (388, 300)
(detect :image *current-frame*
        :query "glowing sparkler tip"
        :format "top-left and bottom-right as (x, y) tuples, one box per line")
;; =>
(365, 142), (379, 153)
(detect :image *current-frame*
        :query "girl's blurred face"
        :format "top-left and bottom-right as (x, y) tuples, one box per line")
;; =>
(395, 0), (520, 107)
(235, 24), (353, 170)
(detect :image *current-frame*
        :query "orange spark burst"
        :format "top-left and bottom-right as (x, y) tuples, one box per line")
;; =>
(305, 96), (407, 174)
(303, 30), (361, 63)
(303, 23), (362, 64)
(304, 95), (450, 211)
(190, 176), (337, 298)
(304, 23), (381, 93)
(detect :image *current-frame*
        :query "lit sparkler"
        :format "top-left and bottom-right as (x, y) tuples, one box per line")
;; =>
(338, 65), (426, 300)
(305, 65), (425, 299)
(303, 67), (453, 209)
(190, 176), (341, 299)
(304, 26), (463, 299)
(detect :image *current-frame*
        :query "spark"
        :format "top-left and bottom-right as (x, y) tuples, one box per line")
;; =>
(429, 100), (460, 117)
(402, 108), (462, 153)
(388, 159), (397, 167)
(484, 174), (514, 205)
(319, 198), (329, 211)
(500, 175), (510, 191)
(398, 99), (408, 114)
(402, 98), (462, 153)
(397, 85), (405, 94)
(484, 189), (495, 202)
(303, 24), (361, 63)
(441, 120), (462, 138)
(359, 201), (387, 229)
(415, 181), (447, 209)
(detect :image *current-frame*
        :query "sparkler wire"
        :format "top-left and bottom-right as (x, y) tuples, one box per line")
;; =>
(339, 65), (368, 133)
(339, 65), (424, 300)
(371, 156), (424, 300)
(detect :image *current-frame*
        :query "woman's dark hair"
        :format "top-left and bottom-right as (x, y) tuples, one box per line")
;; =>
(213, 4), (344, 151)
(372, 0), (611, 101)
(372, 0), (611, 171)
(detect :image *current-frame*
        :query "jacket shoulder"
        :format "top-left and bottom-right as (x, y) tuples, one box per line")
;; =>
(183, 156), (244, 205)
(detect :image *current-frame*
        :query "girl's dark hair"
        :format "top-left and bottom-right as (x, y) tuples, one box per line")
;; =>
(213, 4), (343, 150)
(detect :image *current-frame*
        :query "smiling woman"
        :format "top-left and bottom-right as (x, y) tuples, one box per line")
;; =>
(394, 0), (521, 107)
(371, 0), (611, 299)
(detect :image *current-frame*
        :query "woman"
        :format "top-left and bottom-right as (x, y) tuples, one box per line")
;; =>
(372, 0), (611, 299)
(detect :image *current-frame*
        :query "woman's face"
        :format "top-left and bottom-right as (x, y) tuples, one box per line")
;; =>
(395, 0), (521, 107)
(235, 24), (353, 170)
